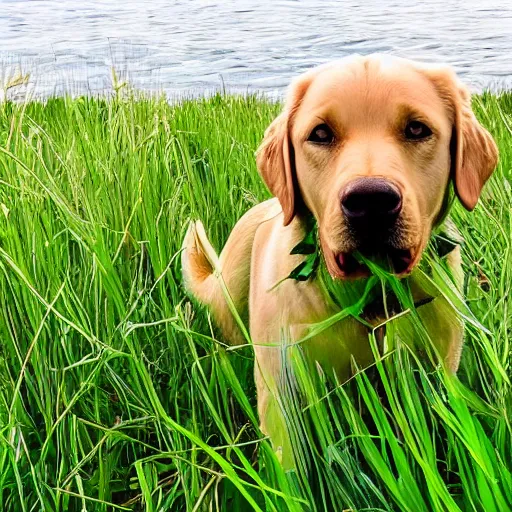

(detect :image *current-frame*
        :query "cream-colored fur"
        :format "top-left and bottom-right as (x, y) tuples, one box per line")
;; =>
(181, 55), (498, 466)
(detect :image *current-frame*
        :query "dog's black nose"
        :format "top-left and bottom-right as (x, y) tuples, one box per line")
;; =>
(341, 178), (402, 229)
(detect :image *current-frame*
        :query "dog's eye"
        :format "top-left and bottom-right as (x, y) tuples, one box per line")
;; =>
(308, 124), (334, 144)
(404, 121), (432, 140)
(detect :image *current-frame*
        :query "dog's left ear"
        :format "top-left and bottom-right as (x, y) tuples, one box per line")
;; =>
(422, 65), (499, 211)
(451, 82), (499, 210)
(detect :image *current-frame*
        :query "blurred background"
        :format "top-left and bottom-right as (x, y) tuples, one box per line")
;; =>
(1, 0), (511, 101)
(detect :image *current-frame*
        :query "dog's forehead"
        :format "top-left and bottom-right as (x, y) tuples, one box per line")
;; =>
(295, 56), (445, 117)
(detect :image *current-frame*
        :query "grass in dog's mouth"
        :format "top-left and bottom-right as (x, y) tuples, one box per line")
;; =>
(0, 91), (510, 511)
(337, 247), (413, 276)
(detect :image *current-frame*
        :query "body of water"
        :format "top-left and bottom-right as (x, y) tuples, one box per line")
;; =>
(1, 0), (511, 99)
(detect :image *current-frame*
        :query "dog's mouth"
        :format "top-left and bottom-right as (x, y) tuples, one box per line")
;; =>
(330, 246), (415, 279)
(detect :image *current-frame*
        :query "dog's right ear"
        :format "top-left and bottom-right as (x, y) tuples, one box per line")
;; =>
(256, 112), (296, 225)
(256, 75), (313, 226)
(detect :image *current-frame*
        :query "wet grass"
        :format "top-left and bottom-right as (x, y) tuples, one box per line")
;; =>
(0, 91), (511, 511)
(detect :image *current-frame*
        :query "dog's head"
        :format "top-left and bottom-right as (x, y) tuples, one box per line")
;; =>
(257, 55), (498, 279)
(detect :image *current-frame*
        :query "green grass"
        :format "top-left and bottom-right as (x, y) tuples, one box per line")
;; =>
(0, 90), (510, 511)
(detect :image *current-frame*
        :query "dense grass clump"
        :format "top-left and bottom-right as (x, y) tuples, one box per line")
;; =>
(0, 91), (511, 511)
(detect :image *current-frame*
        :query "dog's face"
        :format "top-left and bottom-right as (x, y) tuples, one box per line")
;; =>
(257, 55), (498, 279)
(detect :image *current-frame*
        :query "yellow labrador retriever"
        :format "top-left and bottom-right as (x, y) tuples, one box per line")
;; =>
(181, 55), (498, 464)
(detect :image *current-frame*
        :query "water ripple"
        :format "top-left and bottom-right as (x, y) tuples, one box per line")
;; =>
(0, 0), (511, 99)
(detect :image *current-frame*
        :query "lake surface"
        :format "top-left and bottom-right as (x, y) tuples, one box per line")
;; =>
(1, 0), (511, 99)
